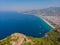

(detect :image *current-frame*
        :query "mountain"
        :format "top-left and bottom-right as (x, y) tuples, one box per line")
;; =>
(23, 7), (60, 16)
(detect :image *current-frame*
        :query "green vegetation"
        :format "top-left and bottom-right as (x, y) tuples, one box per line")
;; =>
(0, 36), (19, 45)
(23, 27), (60, 45)
(0, 36), (12, 45)
(0, 27), (60, 45)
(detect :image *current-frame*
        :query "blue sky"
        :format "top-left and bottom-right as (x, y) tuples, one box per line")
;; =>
(0, 0), (60, 11)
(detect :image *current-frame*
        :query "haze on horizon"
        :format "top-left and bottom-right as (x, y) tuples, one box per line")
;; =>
(0, 0), (60, 12)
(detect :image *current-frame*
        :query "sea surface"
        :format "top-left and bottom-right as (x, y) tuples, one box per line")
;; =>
(0, 12), (52, 39)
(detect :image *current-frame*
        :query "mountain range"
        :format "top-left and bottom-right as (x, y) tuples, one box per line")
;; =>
(23, 7), (60, 16)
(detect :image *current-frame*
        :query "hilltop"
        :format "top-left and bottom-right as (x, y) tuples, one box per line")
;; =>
(0, 33), (33, 45)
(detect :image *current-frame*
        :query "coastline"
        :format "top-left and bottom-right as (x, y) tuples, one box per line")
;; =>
(20, 13), (55, 29)
(37, 15), (55, 29)
(22, 13), (56, 37)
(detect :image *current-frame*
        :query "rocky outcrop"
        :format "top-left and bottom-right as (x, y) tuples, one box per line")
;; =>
(0, 33), (33, 45)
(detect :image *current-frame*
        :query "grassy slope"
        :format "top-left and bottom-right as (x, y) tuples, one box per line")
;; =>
(23, 27), (60, 45)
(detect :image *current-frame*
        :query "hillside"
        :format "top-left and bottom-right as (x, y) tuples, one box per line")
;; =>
(23, 7), (60, 16)
(0, 27), (60, 45)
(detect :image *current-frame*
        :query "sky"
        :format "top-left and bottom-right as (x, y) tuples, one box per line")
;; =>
(0, 0), (60, 11)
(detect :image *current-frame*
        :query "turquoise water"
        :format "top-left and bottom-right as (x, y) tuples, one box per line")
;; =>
(0, 12), (52, 39)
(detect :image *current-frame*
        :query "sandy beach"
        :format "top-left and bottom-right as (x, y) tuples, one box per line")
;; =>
(41, 16), (60, 24)
(35, 15), (55, 29)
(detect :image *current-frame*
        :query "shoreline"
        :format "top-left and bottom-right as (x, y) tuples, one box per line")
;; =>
(20, 13), (55, 29)
(37, 15), (55, 29)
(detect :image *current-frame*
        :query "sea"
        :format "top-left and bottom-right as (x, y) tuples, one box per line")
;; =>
(0, 12), (52, 39)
